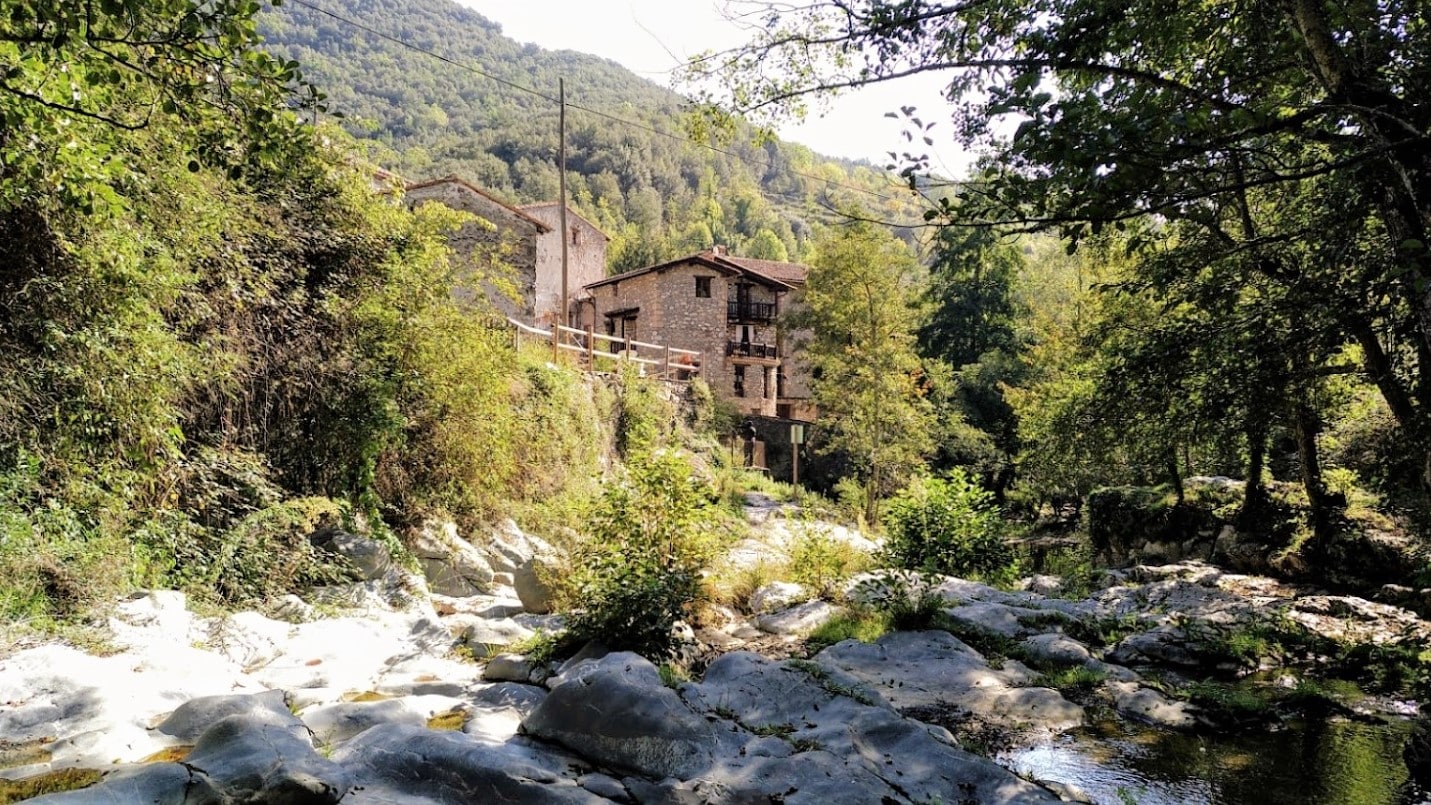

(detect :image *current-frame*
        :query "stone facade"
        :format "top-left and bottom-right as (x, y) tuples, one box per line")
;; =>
(519, 202), (609, 326)
(403, 177), (608, 326)
(585, 249), (815, 420)
(404, 177), (546, 321)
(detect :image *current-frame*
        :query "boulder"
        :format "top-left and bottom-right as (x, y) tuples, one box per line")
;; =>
(520, 652), (719, 780)
(748, 581), (807, 614)
(335, 724), (603, 804)
(155, 689), (295, 742)
(1105, 680), (1198, 729)
(513, 553), (561, 615)
(410, 520), (495, 597)
(310, 528), (393, 582)
(754, 600), (839, 635)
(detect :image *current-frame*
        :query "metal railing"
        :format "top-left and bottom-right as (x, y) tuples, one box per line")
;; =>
(727, 300), (777, 322)
(509, 318), (701, 382)
(726, 340), (778, 360)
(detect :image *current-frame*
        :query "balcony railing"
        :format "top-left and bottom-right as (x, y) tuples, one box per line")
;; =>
(727, 340), (778, 360)
(728, 300), (777, 323)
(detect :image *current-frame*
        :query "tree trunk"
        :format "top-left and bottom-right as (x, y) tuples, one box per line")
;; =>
(1166, 447), (1184, 504)
(1239, 417), (1269, 528)
(1292, 399), (1338, 559)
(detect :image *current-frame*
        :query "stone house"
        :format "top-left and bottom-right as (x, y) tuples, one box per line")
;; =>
(584, 247), (816, 421)
(404, 176), (607, 325)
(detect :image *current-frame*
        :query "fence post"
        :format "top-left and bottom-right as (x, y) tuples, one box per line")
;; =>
(586, 325), (595, 368)
(551, 322), (559, 362)
(663, 346), (671, 380)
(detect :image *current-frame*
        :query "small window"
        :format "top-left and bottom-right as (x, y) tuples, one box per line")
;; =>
(695, 276), (712, 298)
(571, 226), (580, 246)
(733, 365), (746, 397)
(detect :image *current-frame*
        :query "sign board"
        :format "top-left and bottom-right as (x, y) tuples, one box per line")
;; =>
(790, 424), (805, 445)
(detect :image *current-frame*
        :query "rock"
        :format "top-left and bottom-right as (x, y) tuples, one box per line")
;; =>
(1020, 574), (1065, 596)
(485, 519), (537, 573)
(818, 631), (1085, 734)
(26, 763), (227, 804)
(1107, 625), (1207, 668)
(1105, 681), (1198, 729)
(671, 651), (1061, 804)
(484, 653), (539, 683)
(1407, 713), (1431, 788)
(299, 699), (429, 746)
(1018, 633), (1094, 668)
(520, 652), (719, 780)
(410, 520), (495, 597)
(183, 709), (353, 802)
(155, 689), (295, 742)
(310, 528), (394, 581)
(472, 682), (548, 717)
(754, 600), (839, 635)
(513, 554), (560, 615)
(457, 616), (535, 656)
(270, 594), (316, 623)
(577, 772), (629, 801)
(43, 704), (354, 804)
(748, 581), (807, 614)
(335, 724), (603, 804)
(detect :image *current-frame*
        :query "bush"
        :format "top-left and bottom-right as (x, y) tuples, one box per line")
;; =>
(881, 470), (1014, 579)
(564, 451), (723, 658)
(787, 523), (871, 599)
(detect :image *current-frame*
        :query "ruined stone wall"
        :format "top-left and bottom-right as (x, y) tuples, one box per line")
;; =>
(406, 183), (540, 321)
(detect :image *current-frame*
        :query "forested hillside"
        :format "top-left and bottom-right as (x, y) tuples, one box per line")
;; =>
(258, 0), (932, 270)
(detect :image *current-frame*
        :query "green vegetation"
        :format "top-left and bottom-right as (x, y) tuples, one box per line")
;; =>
(805, 609), (890, 653)
(882, 471), (1017, 582)
(797, 219), (936, 523)
(562, 448), (725, 658)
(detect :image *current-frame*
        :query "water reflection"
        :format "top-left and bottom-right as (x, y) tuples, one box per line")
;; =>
(1001, 717), (1429, 805)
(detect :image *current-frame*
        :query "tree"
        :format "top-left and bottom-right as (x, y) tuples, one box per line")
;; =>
(688, 0), (1431, 491)
(919, 226), (1027, 493)
(797, 218), (935, 522)
(0, 0), (315, 214)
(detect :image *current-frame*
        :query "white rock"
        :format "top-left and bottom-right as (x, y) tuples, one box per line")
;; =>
(749, 581), (808, 614)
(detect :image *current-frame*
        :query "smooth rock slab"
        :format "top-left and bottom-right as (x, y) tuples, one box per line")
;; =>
(521, 653), (719, 780)
(337, 724), (603, 804)
(754, 600), (839, 635)
(671, 651), (1061, 805)
(818, 631), (1085, 734)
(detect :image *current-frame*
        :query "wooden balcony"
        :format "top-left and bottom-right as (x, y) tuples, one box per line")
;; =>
(728, 300), (777, 323)
(727, 340), (778, 360)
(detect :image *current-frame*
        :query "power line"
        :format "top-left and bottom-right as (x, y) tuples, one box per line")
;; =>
(282, 0), (904, 204)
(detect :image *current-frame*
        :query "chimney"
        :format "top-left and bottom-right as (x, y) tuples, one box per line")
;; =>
(712, 244), (727, 256)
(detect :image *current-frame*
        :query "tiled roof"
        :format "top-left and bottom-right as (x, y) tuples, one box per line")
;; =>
(583, 250), (810, 292)
(717, 255), (809, 285)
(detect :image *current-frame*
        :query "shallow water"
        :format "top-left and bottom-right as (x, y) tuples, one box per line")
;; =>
(1001, 716), (1429, 805)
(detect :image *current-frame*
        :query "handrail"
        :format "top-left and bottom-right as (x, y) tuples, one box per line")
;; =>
(507, 318), (702, 382)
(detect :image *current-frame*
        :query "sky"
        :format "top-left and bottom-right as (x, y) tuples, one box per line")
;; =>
(454, 0), (973, 177)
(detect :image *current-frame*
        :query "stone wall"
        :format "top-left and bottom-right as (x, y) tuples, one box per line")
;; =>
(522, 204), (607, 325)
(406, 182), (542, 321)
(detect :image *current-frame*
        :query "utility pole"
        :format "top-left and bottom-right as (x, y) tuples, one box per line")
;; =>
(558, 77), (570, 331)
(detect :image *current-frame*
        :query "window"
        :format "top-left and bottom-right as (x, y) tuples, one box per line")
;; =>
(733, 365), (746, 397)
(695, 276), (711, 298)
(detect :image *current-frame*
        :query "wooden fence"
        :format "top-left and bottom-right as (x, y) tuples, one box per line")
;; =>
(509, 318), (701, 382)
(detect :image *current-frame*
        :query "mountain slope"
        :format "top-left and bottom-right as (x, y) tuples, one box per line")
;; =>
(260, 0), (928, 270)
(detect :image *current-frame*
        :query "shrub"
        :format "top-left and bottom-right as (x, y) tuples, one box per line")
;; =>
(564, 451), (723, 658)
(787, 524), (871, 599)
(882, 470), (1014, 579)
(153, 496), (351, 605)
